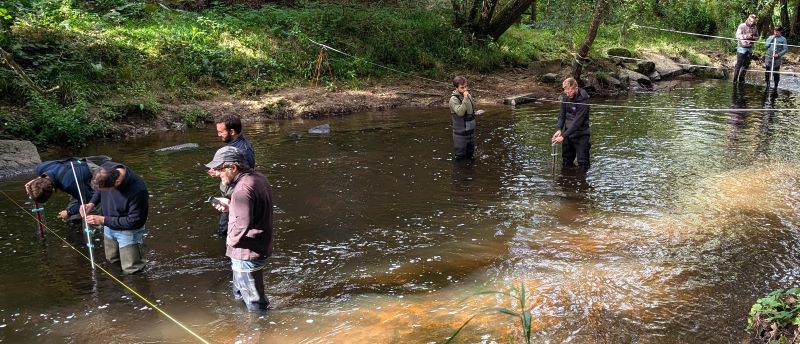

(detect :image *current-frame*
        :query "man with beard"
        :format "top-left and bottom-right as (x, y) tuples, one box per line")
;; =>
(206, 146), (274, 312)
(209, 114), (255, 236)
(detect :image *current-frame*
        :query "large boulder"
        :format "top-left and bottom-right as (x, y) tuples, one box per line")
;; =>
(0, 140), (41, 179)
(618, 69), (653, 89)
(539, 73), (559, 84)
(642, 52), (684, 79)
(607, 47), (635, 58)
(528, 60), (562, 75)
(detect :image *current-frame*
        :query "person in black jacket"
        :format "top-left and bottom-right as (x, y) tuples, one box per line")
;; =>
(551, 77), (591, 171)
(83, 162), (149, 274)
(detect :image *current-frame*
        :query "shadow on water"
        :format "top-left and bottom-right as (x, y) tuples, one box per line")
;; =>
(1, 80), (800, 342)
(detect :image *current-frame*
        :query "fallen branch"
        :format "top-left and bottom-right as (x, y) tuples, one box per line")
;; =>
(0, 47), (58, 97)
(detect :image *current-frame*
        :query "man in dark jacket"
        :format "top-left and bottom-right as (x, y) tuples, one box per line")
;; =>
(552, 77), (591, 171)
(83, 162), (149, 274)
(25, 156), (110, 222)
(207, 146), (274, 312)
(209, 114), (256, 237)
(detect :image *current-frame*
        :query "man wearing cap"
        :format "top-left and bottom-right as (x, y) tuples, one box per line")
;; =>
(209, 114), (256, 237)
(206, 146), (274, 312)
(82, 161), (149, 274)
(733, 14), (758, 84)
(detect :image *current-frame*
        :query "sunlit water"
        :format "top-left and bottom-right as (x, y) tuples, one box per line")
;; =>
(1, 80), (799, 343)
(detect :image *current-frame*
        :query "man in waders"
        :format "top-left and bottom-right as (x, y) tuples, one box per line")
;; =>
(25, 156), (111, 223)
(83, 162), (149, 274)
(207, 146), (273, 312)
(764, 26), (788, 90)
(209, 114), (256, 237)
(733, 14), (758, 84)
(449, 76), (477, 160)
(551, 77), (591, 171)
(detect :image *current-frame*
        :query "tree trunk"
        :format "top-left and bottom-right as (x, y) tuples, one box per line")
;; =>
(485, 0), (535, 39)
(571, 0), (607, 81)
(780, 0), (789, 28)
(791, 0), (800, 40)
(757, 0), (778, 39)
(530, 0), (537, 25)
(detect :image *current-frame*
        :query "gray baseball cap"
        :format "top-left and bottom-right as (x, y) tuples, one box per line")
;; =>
(205, 146), (246, 168)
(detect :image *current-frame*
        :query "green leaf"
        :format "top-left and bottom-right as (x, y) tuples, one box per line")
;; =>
(523, 310), (532, 344)
(487, 307), (520, 318)
(520, 283), (527, 310)
(444, 314), (479, 344)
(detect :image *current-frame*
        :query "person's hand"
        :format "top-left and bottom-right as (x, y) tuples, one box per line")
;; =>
(551, 130), (563, 144)
(85, 215), (104, 226)
(58, 210), (69, 220)
(463, 90), (470, 98)
(24, 179), (35, 197)
(210, 197), (230, 213)
(80, 203), (94, 217)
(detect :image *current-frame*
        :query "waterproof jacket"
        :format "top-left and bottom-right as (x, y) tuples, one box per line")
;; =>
(35, 159), (93, 216)
(735, 22), (757, 52)
(228, 134), (256, 169)
(556, 88), (591, 138)
(449, 90), (476, 135)
(89, 162), (149, 231)
(226, 170), (274, 261)
(766, 34), (789, 67)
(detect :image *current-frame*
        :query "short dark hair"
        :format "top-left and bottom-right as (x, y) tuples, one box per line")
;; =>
(775, 26), (783, 32)
(91, 167), (121, 190)
(215, 114), (242, 134)
(28, 176), (54, 203)
(452, 76), (467, 88)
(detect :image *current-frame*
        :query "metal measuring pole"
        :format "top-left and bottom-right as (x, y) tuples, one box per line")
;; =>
(70, 161), (95, 269)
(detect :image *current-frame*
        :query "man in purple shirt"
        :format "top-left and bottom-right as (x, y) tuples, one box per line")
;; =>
(206, 146), (274, 312)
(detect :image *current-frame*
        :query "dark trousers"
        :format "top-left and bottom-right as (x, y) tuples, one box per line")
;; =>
(217, 213), (228, 237)
(453, 131), (475, 160)
(733, 51), (752, 83)
(764, 65), (781, 88)
(563, 134), (591, 170)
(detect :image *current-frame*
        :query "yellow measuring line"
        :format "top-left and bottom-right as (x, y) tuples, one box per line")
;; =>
(0, 190), (210, 344)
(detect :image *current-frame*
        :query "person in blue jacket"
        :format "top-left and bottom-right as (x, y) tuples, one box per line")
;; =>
(24, 156), (110, 222)
(83, 161), (149, 274)
(764, 26), (789, 89)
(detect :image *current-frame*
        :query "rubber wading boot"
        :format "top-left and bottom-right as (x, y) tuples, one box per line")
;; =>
(104, 238), (120, 264)
(232, 270), (269, 312)
(120, 243), (145, 274)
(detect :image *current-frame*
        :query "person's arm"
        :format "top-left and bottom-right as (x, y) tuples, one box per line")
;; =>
(735, 24), (746, 41)
(778, 37), (789, 57)
(226, 183), (254, 248)
(556, 94), (566, 130)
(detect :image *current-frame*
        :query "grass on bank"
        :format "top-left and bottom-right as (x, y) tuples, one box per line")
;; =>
(0, 2), (734, 146)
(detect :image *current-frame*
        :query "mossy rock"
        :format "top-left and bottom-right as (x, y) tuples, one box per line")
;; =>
(607, 47), (635, 58)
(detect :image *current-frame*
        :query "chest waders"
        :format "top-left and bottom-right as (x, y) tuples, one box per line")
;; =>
(451, 95), (476, 160)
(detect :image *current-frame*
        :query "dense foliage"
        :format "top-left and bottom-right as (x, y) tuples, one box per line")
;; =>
(1, 0), (799, 145)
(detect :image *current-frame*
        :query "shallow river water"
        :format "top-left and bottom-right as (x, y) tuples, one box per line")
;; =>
(1, 80), (800, 343)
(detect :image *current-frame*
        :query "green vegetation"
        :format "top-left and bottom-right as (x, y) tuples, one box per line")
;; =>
(446, 283), (533, 344)
(748, 288), (800, 343)
(0, 0), (790, 145)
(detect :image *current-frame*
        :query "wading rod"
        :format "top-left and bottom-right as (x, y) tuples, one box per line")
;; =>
(70, 161), (95, 270)
(32, 202), (45, 239)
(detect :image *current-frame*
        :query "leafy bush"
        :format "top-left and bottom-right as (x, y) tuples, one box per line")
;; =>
(4, 95), (109, 146)
(182, 106), (210, 127)
(748, 288), (800, 343)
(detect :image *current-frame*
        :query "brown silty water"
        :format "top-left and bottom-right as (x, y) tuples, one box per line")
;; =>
(0, 80), (799, 343)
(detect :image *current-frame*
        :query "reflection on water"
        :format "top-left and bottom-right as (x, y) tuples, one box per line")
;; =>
(1, 80), (800, 343)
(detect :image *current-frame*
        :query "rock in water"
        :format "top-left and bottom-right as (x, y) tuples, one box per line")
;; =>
(308, 124), (331, 135)
(0, 140), (41, 179)
(155, 143), (199, 153)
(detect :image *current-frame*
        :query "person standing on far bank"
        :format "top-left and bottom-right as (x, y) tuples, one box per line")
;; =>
(551, 77), (591, 171)
(733, 14), (758, 84)
(209, 114), (255, 237)
(449, 76), (477, 160)
(764, 26), (788, 89)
